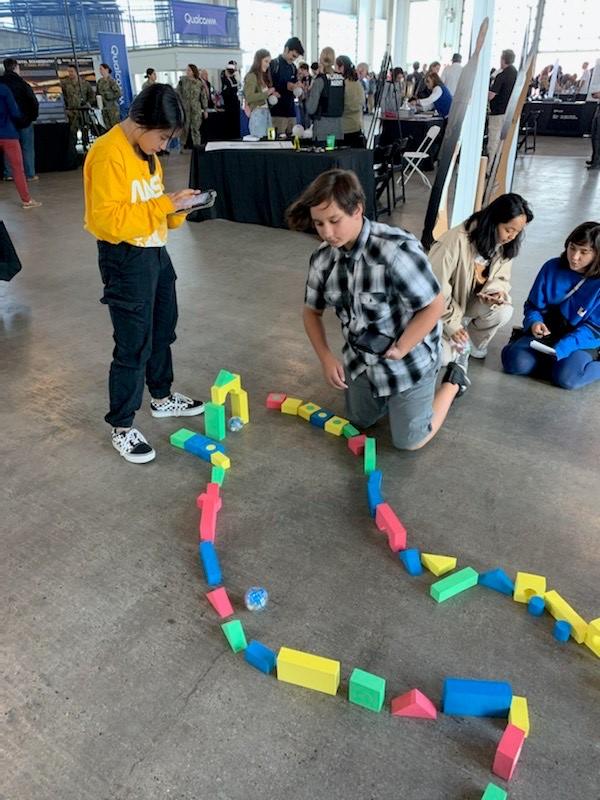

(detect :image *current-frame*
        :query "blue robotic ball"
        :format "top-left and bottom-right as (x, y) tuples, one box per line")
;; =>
(244, 586), (268, 611)
(228, 416), (244, 432)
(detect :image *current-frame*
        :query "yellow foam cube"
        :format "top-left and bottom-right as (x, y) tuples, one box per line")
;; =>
(276, 646), (340, 696)
(281, 397), (303, 415)
(298, 402), (321, 421)
(324, 415), (350, 436)
(544, 590), (588, 644)
(584, 618), (600, 658)
(230, 388), (249, 423)
(509, 695), (530, 737)
(211, 373), (241, 405)
(210, 451), (230, 470)
(421, 553), (457, 577)
(513, 572), (546, 603)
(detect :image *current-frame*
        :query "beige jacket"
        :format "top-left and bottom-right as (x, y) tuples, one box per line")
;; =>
(429, 223), (513, 336)
(342, 78), (365, 133)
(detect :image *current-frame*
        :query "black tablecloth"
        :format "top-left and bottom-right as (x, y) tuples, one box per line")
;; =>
(0, 122), (77, 176)
(521, 101), (596, 137)
(188, 146), (375, 228)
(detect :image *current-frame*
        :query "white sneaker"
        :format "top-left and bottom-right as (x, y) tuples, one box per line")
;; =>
(111, 427), (156, 463)
(470, 345), (488, 359)
(22, 199), (42, 209)
(150, 392), (205, 418)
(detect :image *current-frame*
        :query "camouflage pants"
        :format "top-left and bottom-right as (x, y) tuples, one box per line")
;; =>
(102, 104), (120, 130)
(67, 110), (90, 149)
(182, 109), (203, 148)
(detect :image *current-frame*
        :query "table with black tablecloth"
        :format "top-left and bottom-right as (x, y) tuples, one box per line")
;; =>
(378, 115), (444, 170)
(521, 101), (597, 136)
(188, 146), (375, 228)
(0, 122), (77, 176)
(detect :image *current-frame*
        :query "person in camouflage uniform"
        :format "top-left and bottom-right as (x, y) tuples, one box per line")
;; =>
(97, 63), (122, 130)
(176, 64), (208, 148)
(60, 65), (96, 149)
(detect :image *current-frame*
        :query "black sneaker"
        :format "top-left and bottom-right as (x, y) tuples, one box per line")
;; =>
(111, 427), (156, 463)
(442, 361), (471, 397)
(150, 392), (205, 418)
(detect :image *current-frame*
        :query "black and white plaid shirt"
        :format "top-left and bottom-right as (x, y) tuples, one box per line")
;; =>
(304, 218), (441, 397)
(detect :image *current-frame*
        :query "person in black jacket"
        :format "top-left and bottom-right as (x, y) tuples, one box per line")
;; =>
(1, 58), (39, 181)
(220, 60), (240, 139)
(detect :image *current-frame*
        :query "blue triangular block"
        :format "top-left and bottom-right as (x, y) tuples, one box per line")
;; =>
(478, 567), (514, 596)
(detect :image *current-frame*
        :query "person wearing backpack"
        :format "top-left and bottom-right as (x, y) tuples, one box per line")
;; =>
(1, 58), (39, 181)
(269, 37), (304, 136)
(306, 48), (345, 145)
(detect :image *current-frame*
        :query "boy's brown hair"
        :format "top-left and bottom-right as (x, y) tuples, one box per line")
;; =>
(286, 169), (366, 232)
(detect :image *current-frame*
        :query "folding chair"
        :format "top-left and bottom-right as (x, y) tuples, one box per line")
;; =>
(373, 144), (393, 219)
(401, 125), (441, 189)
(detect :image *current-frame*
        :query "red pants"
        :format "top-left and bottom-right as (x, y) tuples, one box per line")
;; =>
(0, 138), (30, 203)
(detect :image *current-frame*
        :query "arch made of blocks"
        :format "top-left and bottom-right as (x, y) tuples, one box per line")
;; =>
(204, 370), (250, 441)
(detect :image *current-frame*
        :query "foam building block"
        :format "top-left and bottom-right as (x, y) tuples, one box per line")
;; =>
(492, 723), (526, 781)
(170, 428), (196, 449)
(276, 647), (340, 696)
(298, 401), (320, 421)
(442, 678), (513, 717)
(375, 503), (407, 552)
(527, 595), (545, 616)
(210, 451), (231, 470)
(211, 465), (226, 486)
(481, 783), (508, 800)
(348, 434), (366, 455)
(544, 590), (587, 643)
(211, 370), (241, 404)
(513, 571), (546, 603)
(391, 689), (437, 719)
(400, 548), (423, 576)
(348, 668), (386, 712)
(221, 619), (247, 653)
(266, 392), (287, 410)
(430, 567), (479, 603)
(509, 695), (530, 737)
(553, 620), (572, 642)
(196, 483), (222, 542)
(324, 415), (349, 436)
(204, 401), (226, 441)
(363, 437), (376, 474)
(585, 617), (600, 658)
(230, 388), (249, 423)
(310, 409), (334, 428)
(281, 397), (303, 415)
(182, 432), (227, 463)
(367, 470), (384, 518)
(206, 586), (234, 618)
(421, 553), (457, 577)
(199, 541), (222, 587)
(478, 568), (515, 596)
(342, 423), (360, 438)
(244, 640), (277, 674)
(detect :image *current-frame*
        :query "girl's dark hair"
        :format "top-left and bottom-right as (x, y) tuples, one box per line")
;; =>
(286, 168), (365, 232)
(561, 221), (600, 278)
(335, 55), (357, 81)
(392, 67), (405, 82)
(250, 48), (272, 87)
(128, 84), (186, 172)
(145, 68), (155, 78)
(100, 63), (111, 73)
(465, 192), (534, 260)
(187, 63), (200, 80)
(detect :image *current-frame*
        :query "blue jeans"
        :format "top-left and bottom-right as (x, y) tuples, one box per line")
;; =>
(502, 335), (600, 390)
(4, 124), (35, 179)
(249, 107), (272, 138)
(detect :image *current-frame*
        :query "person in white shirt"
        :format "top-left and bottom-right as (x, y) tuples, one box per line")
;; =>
(441, 53), (463, 96)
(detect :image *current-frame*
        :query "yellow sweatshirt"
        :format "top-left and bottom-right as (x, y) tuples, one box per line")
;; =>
(83, 124), (185, 247)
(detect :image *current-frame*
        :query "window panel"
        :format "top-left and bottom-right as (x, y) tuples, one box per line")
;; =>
(317, 9), (358, 63)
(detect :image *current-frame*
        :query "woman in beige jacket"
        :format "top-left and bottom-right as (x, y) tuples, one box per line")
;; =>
(429, 193), (533, 365)
(335, 55), (365, 147)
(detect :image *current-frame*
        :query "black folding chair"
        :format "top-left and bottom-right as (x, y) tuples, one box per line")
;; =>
(518, 110), (541, 153)
(373, 144), (393, 219)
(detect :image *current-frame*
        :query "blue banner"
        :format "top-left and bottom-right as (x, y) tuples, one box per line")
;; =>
(98, 32), (133, 120)
(171, 1), (230, 37)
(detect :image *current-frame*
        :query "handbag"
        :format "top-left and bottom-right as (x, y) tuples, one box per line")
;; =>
(0, 220), (22, 282)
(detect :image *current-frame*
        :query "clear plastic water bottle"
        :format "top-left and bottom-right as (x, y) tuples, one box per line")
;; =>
(244, 586), (268, 611)
(228, 416), (244, 432)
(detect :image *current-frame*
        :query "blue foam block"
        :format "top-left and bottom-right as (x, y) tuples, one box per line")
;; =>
(309, 409), (334, 428)
(442, 678), (513, 717)
(399, 548), (423, 576)
(184, 433), (227, 463)
(244, 640), (277, 673)
(527, 595), (546, 616)
(199, 541), (222, 587)
(478, 567), (514, 596)
(553, 620), (572, 642)
(367, 470), (384, 517)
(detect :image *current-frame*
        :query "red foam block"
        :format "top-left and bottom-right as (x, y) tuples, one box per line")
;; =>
(197, 483), (223, 542)
(348, 434), (366, 456)
(492, 723), (526, 781)
(375, 502), (407, 552)
(391, 689), (437, 719)
(266, 392), (287, 410)
(206, 586), (234, 618)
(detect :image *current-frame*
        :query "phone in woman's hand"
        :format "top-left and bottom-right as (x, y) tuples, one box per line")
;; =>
(172, 190), (217, 214)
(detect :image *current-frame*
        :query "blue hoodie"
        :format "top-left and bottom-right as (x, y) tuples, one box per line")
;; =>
(0, 83), (22, 139)
(522, 256), (600, 359)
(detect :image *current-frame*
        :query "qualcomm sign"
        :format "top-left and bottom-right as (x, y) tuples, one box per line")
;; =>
(171, 1), (231, 37)
(98, 32), (133, 118)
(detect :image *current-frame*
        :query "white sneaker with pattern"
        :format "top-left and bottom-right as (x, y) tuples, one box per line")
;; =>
(111, 427), (156, 463)
(150, 392), (205, 418)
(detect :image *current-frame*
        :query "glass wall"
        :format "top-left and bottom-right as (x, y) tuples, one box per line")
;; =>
(237, 0), (292, 75)
(317, 9), (358, 63)
(405, 0), (442, 68)
(537, 0), (600, 75)
(373, 17), (388, 70)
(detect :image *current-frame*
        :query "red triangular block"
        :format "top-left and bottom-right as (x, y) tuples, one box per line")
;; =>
(391, 689), (437, 719)
(206, 586), (234, 618)
(348, 434), (366, 456)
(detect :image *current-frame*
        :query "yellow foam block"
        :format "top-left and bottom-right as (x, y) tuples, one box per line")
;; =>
(281, 397), (303, 415)
(230, 388), (249, 423)
(211, 373), (241, 405)
(421, 553), (457, 577)
(584, 618), (600, 658)
(509, 695), (530, 737)
(210, 451), (230, 470)
(324, 415), (350, 436)
(276, 646), (340, 696)
(513, 572), (546, 603)
(298, 402), (321, 421)
(544, 590), (588, 644)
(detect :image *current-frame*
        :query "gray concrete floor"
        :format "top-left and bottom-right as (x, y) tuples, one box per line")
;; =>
(1, 137), (599, 800)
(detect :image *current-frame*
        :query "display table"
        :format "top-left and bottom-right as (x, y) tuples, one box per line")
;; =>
(35, 122), (78, 172)
(188, 146), (375, 228)
(378, 114), (444, 170)
(521, 101), (596, 137)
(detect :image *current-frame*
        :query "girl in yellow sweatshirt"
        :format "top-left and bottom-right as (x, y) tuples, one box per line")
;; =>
(84, 83), (205, 463)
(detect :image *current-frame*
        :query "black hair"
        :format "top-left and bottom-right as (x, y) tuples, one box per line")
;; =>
(412, 61), (420, 70)
(100, 63), (112, 73)
(561, 221), (600, 278)
(502, 49), (516, 65)
(68, 64), (76, 69)
(3, 57), (17, 72)
(299, 62), (309, 71)
(145, 68), (156, 78)
(392, 67), (405, 82)
(284, 37), (304, 56)
(452, 53), (462, 63)
(311, 62), (319, 71)
(335, 55), (357, 81)
(128, 84), (186, 174)
(465, 193), (534, 260)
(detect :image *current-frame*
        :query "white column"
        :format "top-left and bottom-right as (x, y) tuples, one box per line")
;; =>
(389, 0), (410, 67)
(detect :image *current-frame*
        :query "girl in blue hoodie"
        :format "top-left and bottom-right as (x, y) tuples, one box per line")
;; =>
(502, 221), (600, 389)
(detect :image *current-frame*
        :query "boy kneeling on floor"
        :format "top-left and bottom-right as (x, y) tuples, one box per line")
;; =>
(287, 168), (469, 450)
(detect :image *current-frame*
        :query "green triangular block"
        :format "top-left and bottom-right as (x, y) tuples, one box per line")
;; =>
(214, 369), (237, 388)
(221, 619), (247, 653)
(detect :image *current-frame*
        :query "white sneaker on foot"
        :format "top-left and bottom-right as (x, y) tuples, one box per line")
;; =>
(470, 345), (488, 359)
(111, 427), (156, 463)
(150, 392), (205, 418)
(22, 199), (42, 209)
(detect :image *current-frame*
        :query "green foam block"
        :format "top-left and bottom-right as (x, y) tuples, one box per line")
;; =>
(170, 428), (196, 449)
(481, 783), (507, 800)
(348, 667), (386, 712)
(204, 402), (226, 441)
(221, 619), (247, 653)
(211, 465), (226, 486)
(363, 437), (377, 474)
(343, 423), (361, 439)
(430, 566), (479, 602)
(214, 369), (237, 388)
